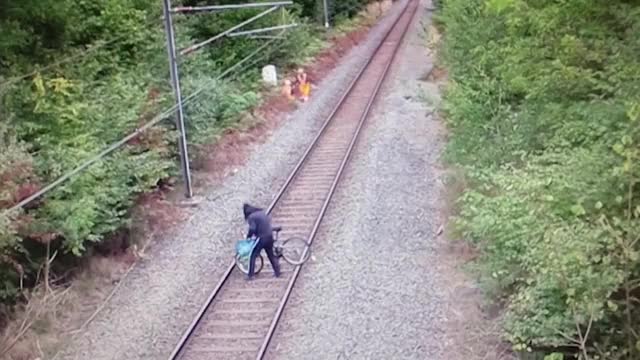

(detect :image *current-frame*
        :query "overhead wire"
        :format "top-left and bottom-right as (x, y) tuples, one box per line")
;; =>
(181, 31), (291, 114)
(181, 31), (287, 108)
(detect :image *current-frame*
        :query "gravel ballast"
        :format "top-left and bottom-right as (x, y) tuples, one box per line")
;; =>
(264, 1), (455, 359)
(56, 2), (414, 360)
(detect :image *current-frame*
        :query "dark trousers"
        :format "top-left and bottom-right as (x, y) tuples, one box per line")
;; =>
(248, 235), (280, 278)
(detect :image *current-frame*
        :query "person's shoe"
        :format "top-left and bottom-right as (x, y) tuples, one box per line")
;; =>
(245, 275), (254, 281)
(273, 273), (281, 278)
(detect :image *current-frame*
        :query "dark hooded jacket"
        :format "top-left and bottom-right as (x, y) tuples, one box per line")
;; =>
(243, 203), (273, 240)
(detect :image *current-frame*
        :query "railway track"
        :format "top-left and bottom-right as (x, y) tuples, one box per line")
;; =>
(168, 1), (418, 359)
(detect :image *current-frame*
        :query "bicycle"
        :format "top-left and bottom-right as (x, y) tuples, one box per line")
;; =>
(235, 226), (311, 275)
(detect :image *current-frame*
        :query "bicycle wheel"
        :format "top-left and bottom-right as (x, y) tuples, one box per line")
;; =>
(280, 237), (311, 265)
(235, 253), (264, 275)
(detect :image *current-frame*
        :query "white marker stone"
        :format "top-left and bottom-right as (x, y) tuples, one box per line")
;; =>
(261, 65), (278, 87)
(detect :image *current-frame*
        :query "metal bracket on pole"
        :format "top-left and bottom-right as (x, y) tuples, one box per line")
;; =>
(162, 0), (193, 198)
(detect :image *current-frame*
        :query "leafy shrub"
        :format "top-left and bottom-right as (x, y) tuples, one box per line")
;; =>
(182, 77), (260, 146)
(293, 0), (376, 23)
(0, 122), (32, 303)
(439, 0), (640, 357)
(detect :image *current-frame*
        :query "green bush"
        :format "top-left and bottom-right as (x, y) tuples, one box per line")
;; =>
(0, 122), (32, 303)
(293, 0), (375, 24)
(439, 0), (640, 357)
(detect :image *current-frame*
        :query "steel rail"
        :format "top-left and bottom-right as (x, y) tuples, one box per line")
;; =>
(167, 1), (417, 358)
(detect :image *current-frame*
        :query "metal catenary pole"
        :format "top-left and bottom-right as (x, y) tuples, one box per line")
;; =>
(322, 0), (330, 28)
(162, 0), (193, 198)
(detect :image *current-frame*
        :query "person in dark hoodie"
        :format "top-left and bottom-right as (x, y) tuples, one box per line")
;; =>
(243, 203), (281, 280)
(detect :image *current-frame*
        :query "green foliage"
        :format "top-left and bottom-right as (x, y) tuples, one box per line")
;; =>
(329, 0), (371, 19)
(0, 0), (159, 73)
(0, 211), (23, 303)
(0, 121), (32, 302)
(439, 0), (640, 357)
(545, 354), (564, 360)
(293, 0), (376, 24)
(183, 77), (260, 146)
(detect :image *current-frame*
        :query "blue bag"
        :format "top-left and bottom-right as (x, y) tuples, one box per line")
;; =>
(236, 239), (256, 258)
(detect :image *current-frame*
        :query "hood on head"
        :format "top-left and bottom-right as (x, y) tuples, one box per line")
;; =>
(243, 203), (262, 220)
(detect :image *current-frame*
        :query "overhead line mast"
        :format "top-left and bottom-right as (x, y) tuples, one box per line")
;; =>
(161, 1), (297, 198)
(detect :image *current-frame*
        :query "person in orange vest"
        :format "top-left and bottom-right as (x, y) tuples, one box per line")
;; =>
(296, 68), (311, 102)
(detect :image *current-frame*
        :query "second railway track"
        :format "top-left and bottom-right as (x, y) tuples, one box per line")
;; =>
(168, 1), (418, 359)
